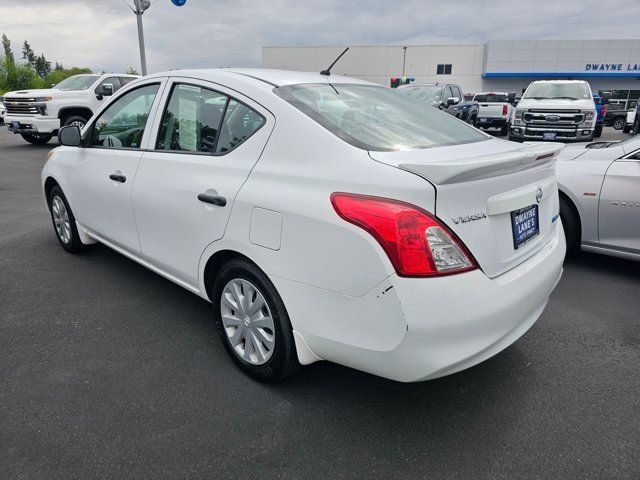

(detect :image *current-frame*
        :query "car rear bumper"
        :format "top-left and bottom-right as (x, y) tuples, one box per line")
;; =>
(5, 115), (59, 134)
(275, 221), (565, 382)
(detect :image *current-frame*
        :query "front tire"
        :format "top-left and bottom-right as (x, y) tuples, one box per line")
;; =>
(559, 195), (580, 252)
(62, 115), (89, 129)
(48, 185), (84, 253)
(21, 133), (53, 145)
(211, 258), (299, 382)
(594, 124), (603, 138)
(500, 125), (509, 136)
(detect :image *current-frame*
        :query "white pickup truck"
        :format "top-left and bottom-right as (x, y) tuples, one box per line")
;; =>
(472, 92), (513, 136)
(3, 73), (138, 144)
(509, 80), (597, 143)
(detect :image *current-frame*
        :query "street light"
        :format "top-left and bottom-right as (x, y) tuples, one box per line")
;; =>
(125, 0), (186, 76)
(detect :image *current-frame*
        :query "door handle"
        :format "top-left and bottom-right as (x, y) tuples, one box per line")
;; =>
(198, 193), (227, 206)
(109, 173), (126, 183)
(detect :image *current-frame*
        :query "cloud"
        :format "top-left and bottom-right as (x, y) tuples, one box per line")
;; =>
(0, 0), (638, 74)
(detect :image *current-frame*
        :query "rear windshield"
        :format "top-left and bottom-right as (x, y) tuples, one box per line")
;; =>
(275, 83), (488, 151)
(474, 94), (507, 103)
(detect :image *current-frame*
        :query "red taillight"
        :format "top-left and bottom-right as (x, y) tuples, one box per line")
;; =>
(601, 105), (607, 116)
(502, 104), (508, 116)
(330, 193), (478, 277)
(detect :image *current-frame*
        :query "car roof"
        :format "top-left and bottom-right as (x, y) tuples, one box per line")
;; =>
(144, 68), (376, 90)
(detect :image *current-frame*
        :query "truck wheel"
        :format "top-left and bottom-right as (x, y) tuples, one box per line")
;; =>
(21, 133), (53, 145)
(62, 115), (89, 129)
(594, 125), (603, 138)
(623, 124), (631, 133)
(500, 125), (509, 136)
(469, 114), (477, 127)
(634, 118), (640, 135)
(613, 117), (625, 130)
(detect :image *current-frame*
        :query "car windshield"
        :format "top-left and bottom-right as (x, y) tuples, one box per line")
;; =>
(474, 94), (508, 103)
(396, 85), (442, 103)
(523, 82), (591, 100)
(275, 83), (488, 152)
(55, 75), (100, 91)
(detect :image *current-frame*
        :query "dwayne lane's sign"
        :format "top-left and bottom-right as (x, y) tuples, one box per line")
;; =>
(585, 63), (640, 72)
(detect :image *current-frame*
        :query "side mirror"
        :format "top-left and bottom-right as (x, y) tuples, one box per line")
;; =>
(95, 83), (114, 99)
(58, 125), (81, 147)
(446, 97), (458, 106)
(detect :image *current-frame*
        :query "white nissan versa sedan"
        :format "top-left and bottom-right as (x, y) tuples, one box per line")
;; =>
(42, 69), (566, 382)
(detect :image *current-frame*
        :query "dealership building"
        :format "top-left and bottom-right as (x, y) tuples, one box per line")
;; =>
(263, 39), (640, 108)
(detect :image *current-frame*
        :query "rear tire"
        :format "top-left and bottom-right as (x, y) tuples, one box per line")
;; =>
(48, 185), (85, 253)
(21, 133), (53, 145)
(500, 125), (509, 136)
(623, 124), (631, 134)
(559, 195), (580, 252)
(211, 258), (299, 382)
(613, 117), (625, 130)
(469, 114), (477, 127)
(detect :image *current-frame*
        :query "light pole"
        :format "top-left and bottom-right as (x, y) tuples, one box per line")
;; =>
(402, 46), (407, 76)
(126, 0), (186, 76)
(134, 0), (150, 75)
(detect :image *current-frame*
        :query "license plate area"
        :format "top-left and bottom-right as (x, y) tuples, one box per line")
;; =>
(543, 132), (556, 140)
(511, 204), (539, 250)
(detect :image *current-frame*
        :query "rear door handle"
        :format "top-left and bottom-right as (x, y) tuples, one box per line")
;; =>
(197, 193), (227, 207)
(109, 173), (126, 183)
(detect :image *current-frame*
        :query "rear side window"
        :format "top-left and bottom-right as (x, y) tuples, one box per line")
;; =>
(275, 83), (488, 151)
(474, 94), (507, 103)
(156, 84), (264, 154)
(216, 99), (265, 153)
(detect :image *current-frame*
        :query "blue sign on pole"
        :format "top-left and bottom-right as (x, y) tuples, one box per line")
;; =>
(171, 0), (186, 6)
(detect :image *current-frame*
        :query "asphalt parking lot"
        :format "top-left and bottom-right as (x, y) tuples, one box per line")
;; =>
(0, 127), (638, 479)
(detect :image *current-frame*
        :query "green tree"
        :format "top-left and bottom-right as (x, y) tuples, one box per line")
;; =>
(22, 40), (36, 66)
(34, 53), (51, 77)
(125, 66), (140, 75)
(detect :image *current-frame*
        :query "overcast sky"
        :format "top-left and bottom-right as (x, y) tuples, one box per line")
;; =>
(0, 0), (638, 73)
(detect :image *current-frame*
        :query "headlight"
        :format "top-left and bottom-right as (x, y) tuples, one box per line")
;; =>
(512, 109), (525, 125)
(583, 111), (596, 126)
(34, 96), (52, 102)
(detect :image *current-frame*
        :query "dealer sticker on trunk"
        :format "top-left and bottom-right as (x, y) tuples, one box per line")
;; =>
(511, 205), (539, 250)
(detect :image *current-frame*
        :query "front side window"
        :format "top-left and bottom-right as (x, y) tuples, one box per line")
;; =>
(275, 83), (488, 152)
(96, 76), (122, 93)
(156, 83), (265, 154)
(90, 83), (160, 149)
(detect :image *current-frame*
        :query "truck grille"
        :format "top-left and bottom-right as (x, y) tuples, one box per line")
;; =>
(3, 97), (40, 115)
(522, 109), (585, 139)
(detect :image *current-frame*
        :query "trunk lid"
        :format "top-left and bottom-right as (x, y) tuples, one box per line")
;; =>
(370, 138), (564, 278)
(477, 103), (507, 118)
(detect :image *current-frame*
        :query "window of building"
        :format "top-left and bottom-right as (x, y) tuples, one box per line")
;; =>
(436, 64), (452, 75)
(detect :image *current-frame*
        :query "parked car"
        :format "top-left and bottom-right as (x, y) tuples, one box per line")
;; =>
(604, 103), (630, 130)
(557, 135), (640, 261)
(0, 97), (5, 124)
(43, 69), (565, 382)
(472, 92), (514, 136)
(396, 83), (480, 125)
(2, 73), (138, 144)
(509, 80), (597, 142)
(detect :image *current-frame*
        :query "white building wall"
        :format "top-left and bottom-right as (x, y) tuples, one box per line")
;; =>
(263, 45), (485, 92)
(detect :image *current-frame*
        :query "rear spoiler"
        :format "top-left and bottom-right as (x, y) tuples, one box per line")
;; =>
(398, 143), (564, 185)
